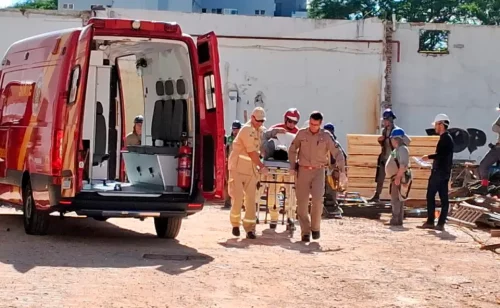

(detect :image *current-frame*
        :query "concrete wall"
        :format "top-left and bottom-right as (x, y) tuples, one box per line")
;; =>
(95, 9), (386, 147)
(392, 23), (500, 161)
(199, 0), (275, 16)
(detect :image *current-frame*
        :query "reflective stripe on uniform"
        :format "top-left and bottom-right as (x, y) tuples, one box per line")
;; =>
(238, 154), (251, 161)
(243, 218), (256, 223)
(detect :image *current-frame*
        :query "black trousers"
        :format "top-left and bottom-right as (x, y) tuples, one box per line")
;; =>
(426, 170), (450, 225)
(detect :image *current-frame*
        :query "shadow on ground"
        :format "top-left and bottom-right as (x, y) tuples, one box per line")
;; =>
(0, 213), (213, 274)
(218, 228), (344, 254)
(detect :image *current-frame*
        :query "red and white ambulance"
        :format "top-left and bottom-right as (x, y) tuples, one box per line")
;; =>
(0, 18), (225, 238)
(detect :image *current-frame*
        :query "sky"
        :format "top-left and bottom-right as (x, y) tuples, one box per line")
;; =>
(0, 0), (16, 8)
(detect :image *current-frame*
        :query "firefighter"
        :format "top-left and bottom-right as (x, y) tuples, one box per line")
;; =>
(224, 120), (242, 208)
(289, 111), (347, 242)
(478, 106), (500, 194)
(262, 108), (300, 159)
(228, 107), (269, 239)
(323, 123), (347, 218)
(125, 115), (143, 146)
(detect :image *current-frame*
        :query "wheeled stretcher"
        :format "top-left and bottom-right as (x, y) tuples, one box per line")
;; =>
(256, 160), (297, 232)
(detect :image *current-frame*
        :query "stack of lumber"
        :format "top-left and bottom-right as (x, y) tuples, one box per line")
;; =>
(346, 134), (439, 200)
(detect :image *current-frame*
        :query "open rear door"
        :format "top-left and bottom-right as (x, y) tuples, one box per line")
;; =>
(197, 32), (225, 200)
(60, 25), (94, 198)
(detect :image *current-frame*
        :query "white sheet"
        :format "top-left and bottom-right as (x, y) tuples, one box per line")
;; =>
(274, 132), (296, 150)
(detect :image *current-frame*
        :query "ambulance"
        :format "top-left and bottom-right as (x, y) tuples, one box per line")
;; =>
(0, 18), (225, 238)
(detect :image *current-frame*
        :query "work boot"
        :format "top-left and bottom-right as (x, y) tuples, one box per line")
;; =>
(246, 231), (257, 239)
(368, 193), (380, 203)
(312, 231), (320, 240)
(223, 199), (231, 209)
(232, 227), (240, 237)
(270, 222), (277, 229)
(301, 234), (311, 242)
(434, 224), (445, 231)
(476, 185), (489, 195)
(418, 222), (435, 229)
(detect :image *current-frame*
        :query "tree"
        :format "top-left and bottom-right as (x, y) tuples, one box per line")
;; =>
(308, 0), (500, 25)
(13, 0), (57, 10)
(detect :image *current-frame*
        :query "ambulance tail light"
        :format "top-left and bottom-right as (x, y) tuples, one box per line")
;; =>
(52, 129), (64, 175)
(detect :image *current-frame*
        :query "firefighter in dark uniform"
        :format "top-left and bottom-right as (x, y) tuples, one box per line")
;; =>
(224, 120), (242, 208)
(323, 123), (347, 218)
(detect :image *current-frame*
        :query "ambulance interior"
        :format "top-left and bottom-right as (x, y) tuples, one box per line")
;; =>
(81, 37), (195, 195)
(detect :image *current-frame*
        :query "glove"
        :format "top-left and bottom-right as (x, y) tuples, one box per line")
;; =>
(339, 173), (348, 187)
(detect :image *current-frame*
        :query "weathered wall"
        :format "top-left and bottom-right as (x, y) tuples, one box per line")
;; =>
(392, 23), (500, 161)
(95, 9), (386, 146)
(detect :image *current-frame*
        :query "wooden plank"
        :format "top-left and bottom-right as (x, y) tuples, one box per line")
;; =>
(347, 144), (436, 157)
(347, 134), (439, 148)
(491, 230), (500, 238)
(349, 178), (428, 190)
(348, 166), (431, 180)
(348, 154), (433, 170)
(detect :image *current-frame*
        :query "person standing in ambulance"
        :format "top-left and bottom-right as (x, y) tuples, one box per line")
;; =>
(228, 107), (270, 239)
(125, 115), (143, 146)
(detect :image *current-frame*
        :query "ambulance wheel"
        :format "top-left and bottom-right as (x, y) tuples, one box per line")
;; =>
(154, 217), (182, 239)
(22, 180), (50, 235)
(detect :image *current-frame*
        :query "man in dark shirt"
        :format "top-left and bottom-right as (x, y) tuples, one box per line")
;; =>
(420, 114), (454, 231)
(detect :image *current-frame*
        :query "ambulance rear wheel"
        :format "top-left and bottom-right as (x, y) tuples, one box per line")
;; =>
(154, 217), (182, 239)
(22, 180), (50, 235)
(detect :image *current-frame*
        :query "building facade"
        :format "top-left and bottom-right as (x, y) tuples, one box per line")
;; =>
(59, 0), (307, 17)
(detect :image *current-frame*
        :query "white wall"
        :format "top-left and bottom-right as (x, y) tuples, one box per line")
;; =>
(95, 9), (386, 147)
(392, 23), (500, 161)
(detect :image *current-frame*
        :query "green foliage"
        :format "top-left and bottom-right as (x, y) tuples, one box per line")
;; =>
(308, 0), (500, 25)
(13, 0), (57, 10)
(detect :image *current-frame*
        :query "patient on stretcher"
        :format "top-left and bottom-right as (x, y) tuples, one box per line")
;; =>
(263, 132), (296, 161)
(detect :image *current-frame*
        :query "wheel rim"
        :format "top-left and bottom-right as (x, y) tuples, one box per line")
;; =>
(25, 193), (32, 222)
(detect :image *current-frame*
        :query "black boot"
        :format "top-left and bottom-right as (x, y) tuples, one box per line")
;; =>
(232, 227), (240, 237)
(312, 231), (320, 240)
(368, 193), (380, 203)
(246, 231), (257, 239)
(301, 234), (311, 242)
(270, 222), (277, 229)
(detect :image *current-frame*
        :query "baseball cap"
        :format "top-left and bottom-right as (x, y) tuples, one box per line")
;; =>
(251, 107), (266, 121)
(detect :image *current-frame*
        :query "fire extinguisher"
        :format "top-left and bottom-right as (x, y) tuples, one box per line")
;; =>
(176, 144), (192, 189)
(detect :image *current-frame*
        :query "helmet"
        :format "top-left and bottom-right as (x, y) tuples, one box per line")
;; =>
(323, 123), (335, 133)
(432, 113), (450, 126)
(390, 127), (405, 139)
(382, 108), (396, 120)
(284, 108), (300, 123)
(231, 120), (242, 129)
(134, 115), (144, 124)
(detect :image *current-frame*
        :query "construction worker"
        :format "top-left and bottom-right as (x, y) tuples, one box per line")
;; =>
(323, 123), (347, 218)
(478, 106), (500, 194)
(125, 115), (143, 146)
(289, 111), (347, 242)
(420, 114), (454, 231)
(224, 120), (242, 208)
(369, 109), (409, 202)
(228, 107), (270, 239)
(385, 128), (411, 226)
(262, 108), (300, 159)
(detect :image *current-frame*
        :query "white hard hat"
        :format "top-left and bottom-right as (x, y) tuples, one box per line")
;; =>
(432, 113), (450, 125)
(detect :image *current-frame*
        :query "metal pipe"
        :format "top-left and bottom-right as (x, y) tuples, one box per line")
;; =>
(191, 33), (401, 62)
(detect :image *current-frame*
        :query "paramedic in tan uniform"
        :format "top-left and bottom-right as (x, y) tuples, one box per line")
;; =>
(125, 115), (143, 146)
(228, 107), (269, 239)
(289, 111), (347, 242)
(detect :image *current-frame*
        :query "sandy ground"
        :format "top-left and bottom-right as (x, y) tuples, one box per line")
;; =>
(0, 205), (499, 308)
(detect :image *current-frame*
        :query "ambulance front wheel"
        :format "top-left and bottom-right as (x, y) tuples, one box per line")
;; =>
(22, 179), (50, 235)
(154, 217), (182, 239)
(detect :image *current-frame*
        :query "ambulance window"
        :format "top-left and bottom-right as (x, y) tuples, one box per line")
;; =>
(204, 74), (216, 110)
(198, 41), (210, 64)
(68, 65), (81, 105)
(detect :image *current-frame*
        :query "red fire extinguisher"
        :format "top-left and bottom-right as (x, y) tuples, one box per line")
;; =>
(177, 145), (192, 189)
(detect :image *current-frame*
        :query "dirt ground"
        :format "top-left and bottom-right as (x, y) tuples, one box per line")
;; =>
(0, 205), (499, 308)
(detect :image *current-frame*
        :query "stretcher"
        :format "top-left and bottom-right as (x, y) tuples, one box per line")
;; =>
(257, 160), (297, 232)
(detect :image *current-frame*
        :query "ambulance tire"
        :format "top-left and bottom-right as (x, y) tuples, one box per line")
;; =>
(154, 217), (182, 239)
(22, 180), (50, 235)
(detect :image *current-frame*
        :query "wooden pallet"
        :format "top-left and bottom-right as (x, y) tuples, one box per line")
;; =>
(447, 202), (490, 228)
(346, 134), (439, 200)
